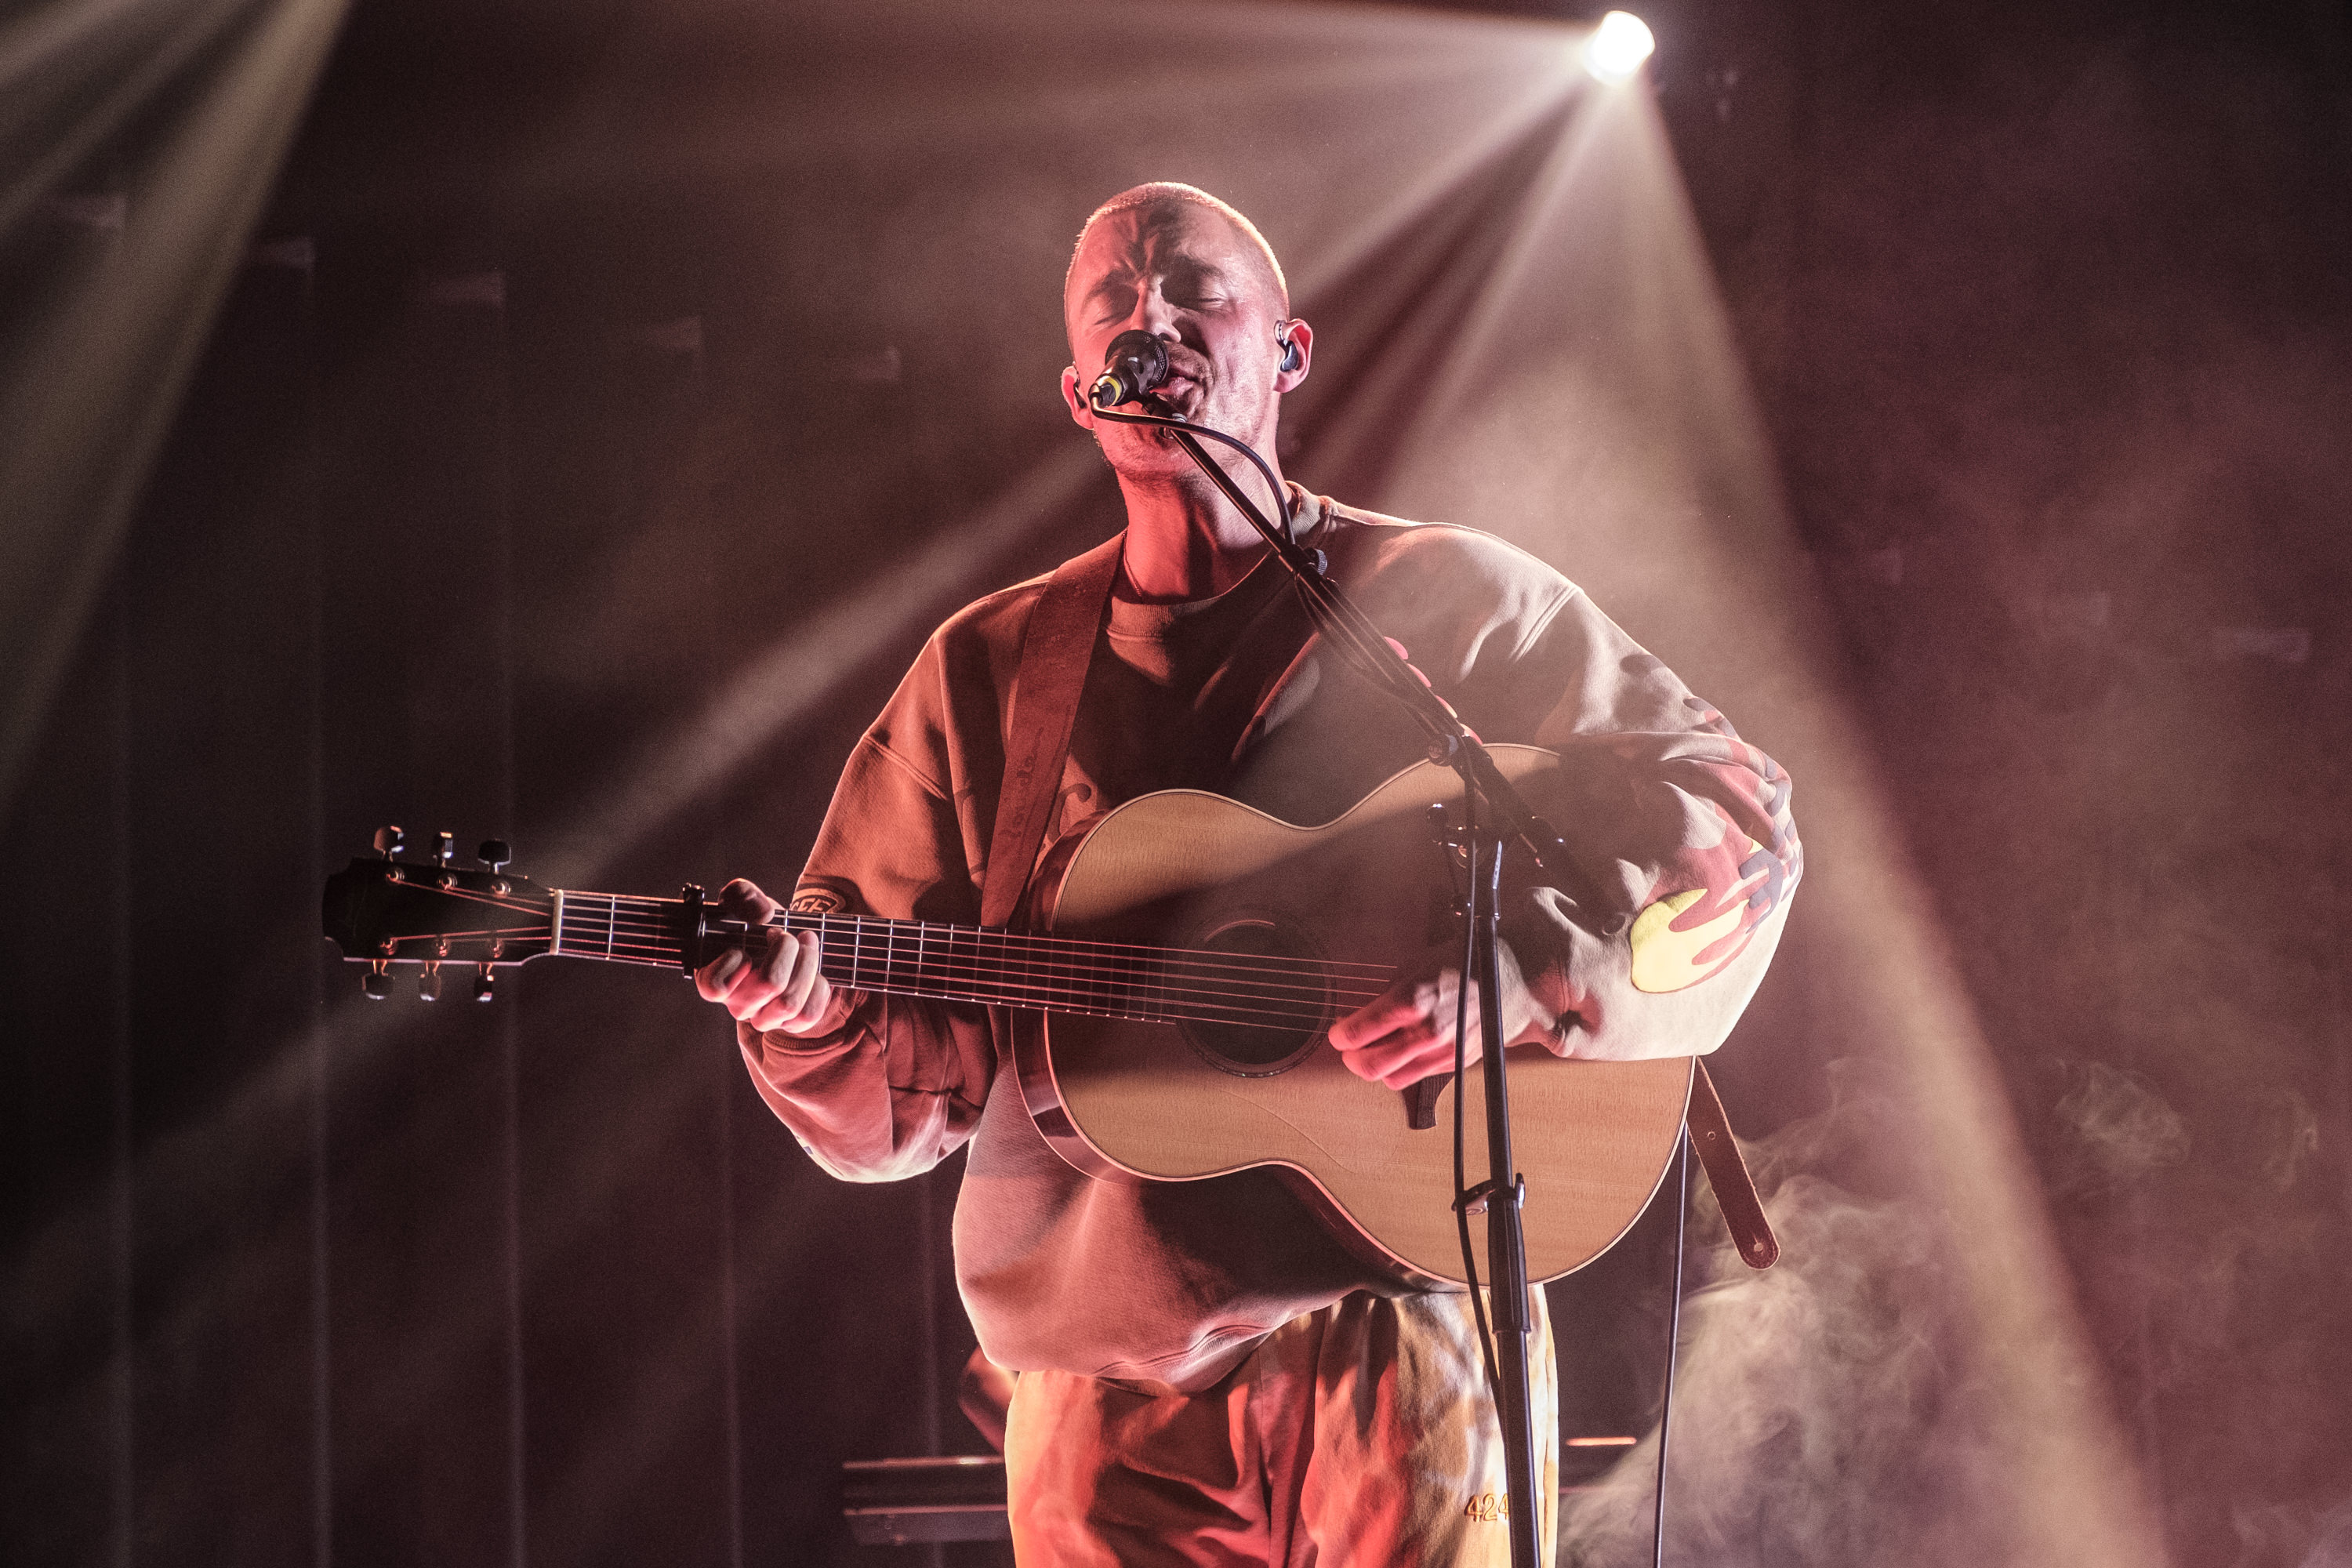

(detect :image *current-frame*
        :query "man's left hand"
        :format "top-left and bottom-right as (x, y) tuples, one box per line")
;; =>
(1327, 942), (1551, 1089)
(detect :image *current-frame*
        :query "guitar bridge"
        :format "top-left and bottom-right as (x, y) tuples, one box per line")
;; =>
(1403, 1073), (1450, 1131)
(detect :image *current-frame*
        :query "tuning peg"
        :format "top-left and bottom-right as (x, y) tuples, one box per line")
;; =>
(363, 961), (390, 1000)
(478, 839), (511, 873)
(417, 962), (444, 1002)
(472, 964), (495, 1002)
(433, 832), (455, 867)
(373, 825), (405, 859)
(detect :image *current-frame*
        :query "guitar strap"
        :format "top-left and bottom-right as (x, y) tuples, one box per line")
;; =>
(1689, 1060), (1779, 1269)
(977, 533), (1125, 933)
(976, 528), (1781, 1270)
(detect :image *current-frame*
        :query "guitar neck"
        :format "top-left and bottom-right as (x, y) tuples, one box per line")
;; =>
(543, 889), (1384, 1033)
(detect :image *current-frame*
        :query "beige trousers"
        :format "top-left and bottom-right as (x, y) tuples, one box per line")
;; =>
(1004, 1290), (1557, 1567)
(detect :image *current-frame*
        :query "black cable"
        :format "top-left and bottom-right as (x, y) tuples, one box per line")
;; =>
(1652, 1130), (1690, 1568)
(1102, 394), (1538, 1429)
(1098, 395), (1561, 1564)
(1092, 400), (1577, 904)
(1089, 401), (1290, 529)
(1089, 405), (1461, 739)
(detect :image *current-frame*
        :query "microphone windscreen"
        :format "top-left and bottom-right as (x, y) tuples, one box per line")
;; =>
(1094, 330), (1170, 407)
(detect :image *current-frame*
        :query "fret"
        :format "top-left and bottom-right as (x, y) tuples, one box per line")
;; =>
(1019, 929), (1046, 1011)
(632, 896), (676, 967)
(550, 890), (568, 957)
(602, 894), (616, 960)
(883, 918), (898, 994)
(1106, 950), (1126, 1017)
(987, 928), (1012, 1009)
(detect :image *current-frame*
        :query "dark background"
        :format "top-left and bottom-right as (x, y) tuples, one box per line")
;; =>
(4, 0), (2348, 1563)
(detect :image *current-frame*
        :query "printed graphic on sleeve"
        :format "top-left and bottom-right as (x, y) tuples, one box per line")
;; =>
(1628, 734), (1800, 995)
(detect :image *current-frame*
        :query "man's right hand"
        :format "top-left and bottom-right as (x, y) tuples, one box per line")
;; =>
(694, 878), (848, 1037)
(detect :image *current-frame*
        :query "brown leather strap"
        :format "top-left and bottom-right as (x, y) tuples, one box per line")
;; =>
(978, 535), (1124, 932)
(1687, 1060), (1779, 1269)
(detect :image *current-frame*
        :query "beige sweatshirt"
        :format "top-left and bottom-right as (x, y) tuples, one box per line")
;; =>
(741, 490), (1802, 1391)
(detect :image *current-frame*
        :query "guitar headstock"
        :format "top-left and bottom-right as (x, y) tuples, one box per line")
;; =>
(321, 827), (551, 1000)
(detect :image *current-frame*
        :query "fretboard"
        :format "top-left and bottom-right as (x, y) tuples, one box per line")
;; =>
(544, 890), (1389, 1033)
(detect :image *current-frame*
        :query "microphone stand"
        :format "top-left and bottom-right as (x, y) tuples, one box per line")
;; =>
(1093, 397), (1566, 1568)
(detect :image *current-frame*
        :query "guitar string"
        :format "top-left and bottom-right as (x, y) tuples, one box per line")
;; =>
(583, 934), (1374, 1027)
(583, 895), (1396, 981)
(597, 931), (1383, 1020)
(380, 880), (1404, 982)
(777, 911), (1397, 975)
(384, 925), (1369, 1029)
(432, 884), (1396, 987)
(395, 926), (1385, 1028)
(526, 923), (1375, 1028)
(562, 902), (1392, 987)
(392, 891), (1398, 1017)
(548, 887), (1399, 974)
(520, 909), (1379, 1013)
(685, 932), (1377, 1007)
(388, 924), (1357, 1024)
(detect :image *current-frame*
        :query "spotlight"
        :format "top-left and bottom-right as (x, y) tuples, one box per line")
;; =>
(1581, 10), (1655, 83)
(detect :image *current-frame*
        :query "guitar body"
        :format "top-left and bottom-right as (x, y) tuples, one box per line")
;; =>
(1018, 745), (1693, 1290)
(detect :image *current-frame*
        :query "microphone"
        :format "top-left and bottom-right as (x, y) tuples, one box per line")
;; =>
(1089, 330), (1170, 409)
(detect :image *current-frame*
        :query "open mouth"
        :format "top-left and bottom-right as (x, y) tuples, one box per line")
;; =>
(1145, 372), (1203, 412)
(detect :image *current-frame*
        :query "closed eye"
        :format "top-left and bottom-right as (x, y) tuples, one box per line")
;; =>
(1089, 282), (1139, 324)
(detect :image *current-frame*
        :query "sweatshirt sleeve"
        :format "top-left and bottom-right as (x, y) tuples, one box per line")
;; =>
(1482, 583), (1802, 1062)
(735, 622), (1004, 1183)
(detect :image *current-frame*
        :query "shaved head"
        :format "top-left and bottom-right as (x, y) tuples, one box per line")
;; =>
(1065, 183), (1289, 323)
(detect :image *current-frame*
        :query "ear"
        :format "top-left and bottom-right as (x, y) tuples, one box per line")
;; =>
(1273, 319), (1312, 394)
(1060, 364), (1097, 430)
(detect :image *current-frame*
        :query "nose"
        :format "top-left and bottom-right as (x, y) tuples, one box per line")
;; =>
(1130, 280), (1182, 342)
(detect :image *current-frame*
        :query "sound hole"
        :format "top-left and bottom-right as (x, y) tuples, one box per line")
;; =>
(1178, 918), (1327, 1078)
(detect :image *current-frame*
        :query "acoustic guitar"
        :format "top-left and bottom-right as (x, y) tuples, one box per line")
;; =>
(322, 744), (1693, 1289)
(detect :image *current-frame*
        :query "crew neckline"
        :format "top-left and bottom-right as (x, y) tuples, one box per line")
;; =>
(1105, 488), (1331, 640)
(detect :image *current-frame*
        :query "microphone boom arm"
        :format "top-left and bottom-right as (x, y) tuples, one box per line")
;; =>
(1089, 402), (1576, 882)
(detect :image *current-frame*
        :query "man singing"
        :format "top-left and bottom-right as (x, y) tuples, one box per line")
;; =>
(696, 183), (1799, 1566)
